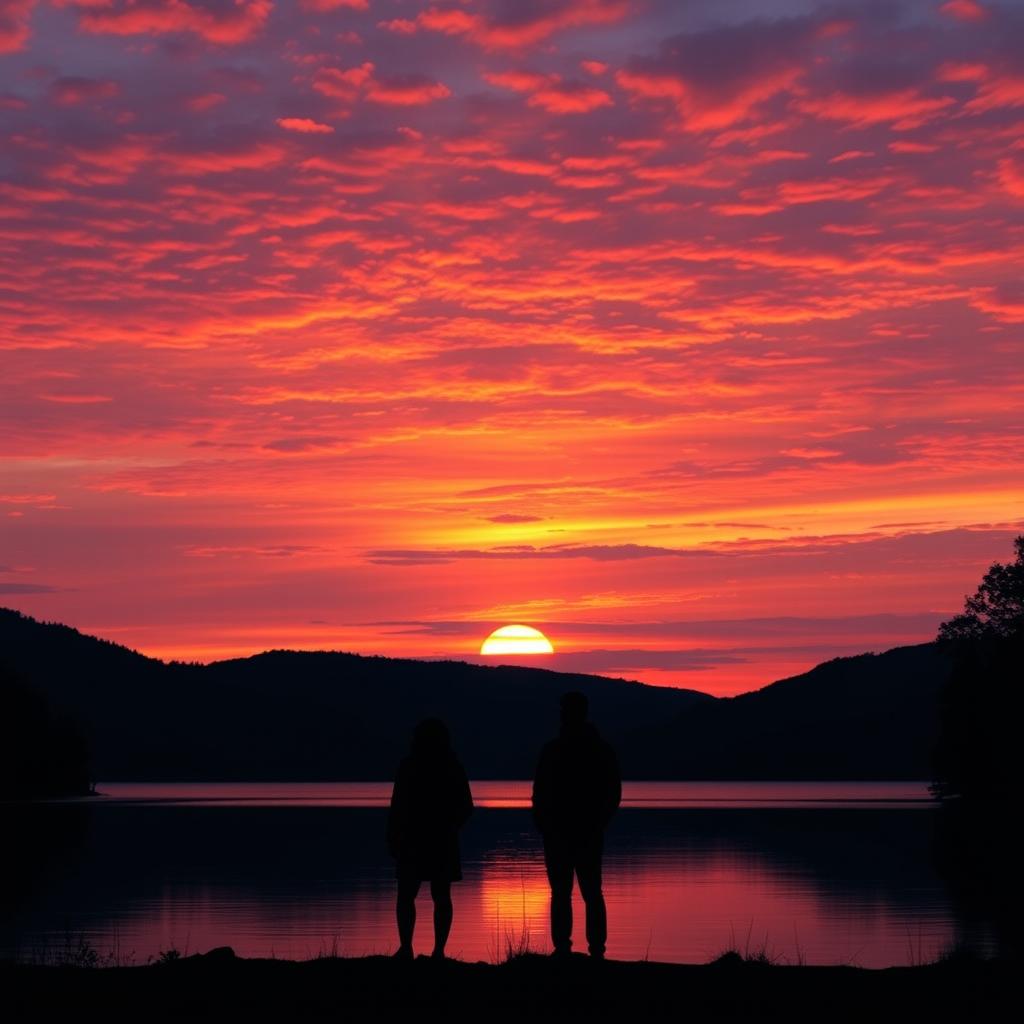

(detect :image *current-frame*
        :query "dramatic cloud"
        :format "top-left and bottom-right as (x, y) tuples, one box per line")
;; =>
(0, 0), (34, 53)
(2, 0), (1022, 694)
(486, 70), (613, 113)
(314, 62), (450, 107)
(49, 76), (120, 106)
(616, 16), (817, 131)
(277, 117), (334, 134)
(59, 0), (273, 44)
(417, 0), (628, 51)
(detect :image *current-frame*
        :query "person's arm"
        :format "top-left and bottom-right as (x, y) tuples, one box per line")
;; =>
(454, 760), (473, 828)
(386, 761), (408, 857)
(531, 743), (553, 834)
(602, 743), (622, 828)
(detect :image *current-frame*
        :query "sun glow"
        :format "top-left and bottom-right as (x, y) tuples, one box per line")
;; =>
(480, 624), (555, 656)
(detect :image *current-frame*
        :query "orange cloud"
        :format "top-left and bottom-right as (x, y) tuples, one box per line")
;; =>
(963, 75), (1024, 114)
(532, 85), (612, 114)
(937, 61), (1024, 114)
(365, 75), (451, 106)
(161, 142), (287, 175)
(797, 88), (956, 129)
(277, 117), (334, 134)
(314, 62), (450, 107)
(314, 63), (376, 101)
(997, 158), (1024, 198)
(888, 140), (939, 154)
(61, 0), (273, 44)
(187, 92), (227, 112)
(300, 0), (367, 9)
(486, 70), (612, 113)
(617, 64), (802, 132)
(417, 0), (627, 51)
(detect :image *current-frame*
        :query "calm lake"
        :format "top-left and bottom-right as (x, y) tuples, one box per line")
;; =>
(2, 782), (994, 967)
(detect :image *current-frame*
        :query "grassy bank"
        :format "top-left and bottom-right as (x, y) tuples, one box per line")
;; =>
(1, 945), (1012, 1021)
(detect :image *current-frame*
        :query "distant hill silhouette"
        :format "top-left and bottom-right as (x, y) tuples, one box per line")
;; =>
(0, 608), (950, 781)
(620, 643), (951, 779)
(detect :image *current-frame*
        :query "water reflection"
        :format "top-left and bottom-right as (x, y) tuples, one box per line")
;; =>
(0, 783), (994, 967)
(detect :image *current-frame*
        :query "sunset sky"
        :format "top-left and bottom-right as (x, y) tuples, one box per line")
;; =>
(1, 0), (1022, 696)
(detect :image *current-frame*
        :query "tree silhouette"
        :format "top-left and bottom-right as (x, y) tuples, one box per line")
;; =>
(937, 535), (1024, 643)
(0, 661), (93, 799)
(928, 535), (1024, 959)
(930, 534), (1023, 801)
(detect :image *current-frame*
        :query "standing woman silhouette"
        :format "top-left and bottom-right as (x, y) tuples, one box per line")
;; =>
(387, 718), (474, 960)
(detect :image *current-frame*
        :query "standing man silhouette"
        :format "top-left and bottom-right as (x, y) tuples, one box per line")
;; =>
(532, 691), (622, 960)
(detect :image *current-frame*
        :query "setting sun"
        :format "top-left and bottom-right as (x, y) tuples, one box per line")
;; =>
(480, 625), (555, 656)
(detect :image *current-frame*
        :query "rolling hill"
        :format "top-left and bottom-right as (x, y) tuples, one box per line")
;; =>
(0, 608), (950, 782)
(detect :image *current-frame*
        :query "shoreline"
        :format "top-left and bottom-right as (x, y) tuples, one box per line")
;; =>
(2, 947), (1012, 1021)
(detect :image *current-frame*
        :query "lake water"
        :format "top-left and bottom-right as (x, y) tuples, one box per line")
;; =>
(2, 782), (995, 967)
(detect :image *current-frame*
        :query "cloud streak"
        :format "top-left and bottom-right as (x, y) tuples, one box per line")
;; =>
(1, 0), (1022, 694)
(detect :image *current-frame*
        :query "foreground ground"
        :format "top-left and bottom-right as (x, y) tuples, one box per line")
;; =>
(1, 947), (1014, 1021)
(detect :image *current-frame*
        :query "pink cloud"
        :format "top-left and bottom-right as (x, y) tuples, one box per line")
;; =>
(160, 142), (287, 175)
(888, 140), (939, 154)
(530, 85), (612, 114)
(50, 76), (120, 106)
(314, 62), (450, 107)
(0, 0), (34, 53)
(59, 0), (272, 45)
(997, 157), (1024, 198)
(417, 0), (628, 51)
(940, 0), (989, 21)
(486, 69), (612, 114)
(935, 59), (1024, 113)
(616, 19), (815, 132)
(365, 75), (451, 106)
(277, 117), (334, 134)
(484, 70), (548, 92)
(798, 88), (956, 129)
(829, 150), (874, 163)
(313, 63), (376, 101)
(300, 0), (366, 9)
(378, 17), (417, 35)
(186, 92), (227, 112)
(963, 72), (1024, 114)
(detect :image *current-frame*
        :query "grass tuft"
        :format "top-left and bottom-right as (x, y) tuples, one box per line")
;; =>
(502, 922), (535, 962)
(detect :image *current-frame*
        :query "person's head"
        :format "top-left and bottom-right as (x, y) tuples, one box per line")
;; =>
(560, 691), (589, 730)
(412, 717), (452, 759)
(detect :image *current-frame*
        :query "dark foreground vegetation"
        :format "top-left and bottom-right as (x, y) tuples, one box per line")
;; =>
(1, 947), (1013, 1022)
(0, 663), (92, 799)
(926, 534), (1024, 960)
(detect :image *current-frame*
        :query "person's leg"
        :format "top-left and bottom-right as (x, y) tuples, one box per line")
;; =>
(396, 877), (420, 957)
(543, 834), (574, 954)
(430, 879), (453, 958)
(575, 834), (607, 959)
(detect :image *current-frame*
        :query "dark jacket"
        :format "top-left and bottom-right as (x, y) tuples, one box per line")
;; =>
(531, 722), (621, 838)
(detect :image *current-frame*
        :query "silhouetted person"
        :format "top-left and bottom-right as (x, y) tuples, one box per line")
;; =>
(532, 691), (621, 959)
(387, 717), (474, 960)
